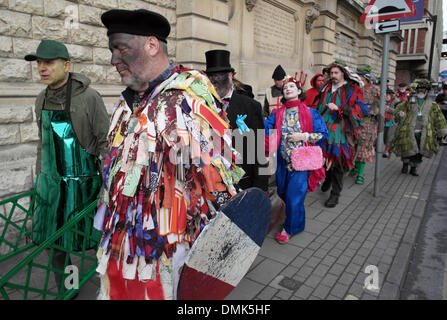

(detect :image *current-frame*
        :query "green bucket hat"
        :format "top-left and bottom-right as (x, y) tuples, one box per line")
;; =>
(356, 65), (372, 76)
(24, 40), (70, 61)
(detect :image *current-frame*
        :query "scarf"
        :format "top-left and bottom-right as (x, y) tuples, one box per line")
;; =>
(265, 99), (324, 191)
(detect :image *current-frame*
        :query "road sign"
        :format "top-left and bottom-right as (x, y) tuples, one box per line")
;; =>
(440, 70), (447, 79)
(375, 20), (400, 34)
(360, 0), (417, 23)
(400, 0), (425, 22)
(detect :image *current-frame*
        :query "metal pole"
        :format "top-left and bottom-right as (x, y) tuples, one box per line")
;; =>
(374, 32), (390, 197)
(427, 15), (437, 81)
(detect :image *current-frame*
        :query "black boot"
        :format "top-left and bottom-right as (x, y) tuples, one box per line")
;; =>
(401, 163), (409, 174)
(324, 194), (339, 208)
(410, 166), (419, 176)
(321, 179), (331, 192)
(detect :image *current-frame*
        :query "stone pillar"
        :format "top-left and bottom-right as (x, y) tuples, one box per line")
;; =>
(175, 0), (229, 70)
(311, 1), (338, 72)
(387, 35), (402, 88)
(232, 0), (257, 96)
(358, 35), (375, 67)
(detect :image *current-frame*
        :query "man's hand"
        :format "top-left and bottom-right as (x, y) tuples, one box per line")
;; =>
(327, 103), (339, 111)
(288, 132), (309, 142)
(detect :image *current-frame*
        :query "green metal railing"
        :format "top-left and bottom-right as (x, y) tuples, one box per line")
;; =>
(0, 191), (100, 300)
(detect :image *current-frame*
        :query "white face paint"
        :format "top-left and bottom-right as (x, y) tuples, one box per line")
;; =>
(283, 82), (301, 101)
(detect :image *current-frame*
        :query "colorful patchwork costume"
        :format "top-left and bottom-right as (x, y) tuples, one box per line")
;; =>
(315, 61), (366, 207)
(94, 64), (244, 300)
(351, 65), (379, 184)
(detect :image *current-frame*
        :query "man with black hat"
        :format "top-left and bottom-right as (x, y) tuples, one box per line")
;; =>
(205, 49), (268, 193)
(264, 65), (286, 117)
(95, 10), (243, 300)
(25, 39), (109, 295)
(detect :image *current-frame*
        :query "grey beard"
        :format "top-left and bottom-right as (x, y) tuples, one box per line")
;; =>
(417, 93), (427, 99)
(124, 75), (147, 92)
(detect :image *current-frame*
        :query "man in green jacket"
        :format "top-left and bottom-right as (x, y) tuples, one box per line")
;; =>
(391, 79), (447, 176)
(25, 40), (109, 294)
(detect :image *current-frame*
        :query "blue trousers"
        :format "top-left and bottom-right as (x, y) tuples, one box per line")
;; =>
(276, 155), (309, 235)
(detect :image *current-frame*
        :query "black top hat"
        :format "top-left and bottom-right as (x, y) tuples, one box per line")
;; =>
(205, 50), (234, 74)
(101, 9), (170, 43)
(272, 65), (286, 80)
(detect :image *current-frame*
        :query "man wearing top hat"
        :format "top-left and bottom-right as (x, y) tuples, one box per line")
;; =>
(95, 9), (243, 300)
(205, 49), (268, 193)
(24, 39), (109, 294)
(264, 65), (286, 117)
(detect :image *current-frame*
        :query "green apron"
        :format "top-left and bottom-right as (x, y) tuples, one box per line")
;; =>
(32, 76), (101, 251)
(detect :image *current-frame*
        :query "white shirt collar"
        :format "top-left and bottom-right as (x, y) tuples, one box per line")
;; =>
(331, 81), (347, 93)
(223, 86), (234, 100)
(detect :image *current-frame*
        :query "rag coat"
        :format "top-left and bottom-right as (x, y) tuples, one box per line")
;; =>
(94, 65), (244, 300)
(391, 98), (447, 158)
(315, 81), (366, 171)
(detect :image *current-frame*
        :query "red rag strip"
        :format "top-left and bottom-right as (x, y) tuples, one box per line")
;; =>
(146, 261), (165, 300)
(107, 257), (128, 300)
(126, 275), (147, 300)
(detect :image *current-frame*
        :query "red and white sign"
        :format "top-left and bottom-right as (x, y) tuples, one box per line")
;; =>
(360, 0), (417, 23)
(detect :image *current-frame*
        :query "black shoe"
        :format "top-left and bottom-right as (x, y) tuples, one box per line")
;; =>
(410, 166), (419, 176)
(401, 163), (409, 174)
(321, 179), (331, 192)
(324, 194), (339, 208)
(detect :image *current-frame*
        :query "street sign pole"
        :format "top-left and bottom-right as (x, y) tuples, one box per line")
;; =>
(374, 32), (390, 197)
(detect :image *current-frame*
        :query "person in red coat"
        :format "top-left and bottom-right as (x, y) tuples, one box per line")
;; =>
(304, 73), (324, 108)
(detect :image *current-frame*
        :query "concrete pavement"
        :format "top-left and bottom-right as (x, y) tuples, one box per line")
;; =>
(68, 147), (443, 300)
(226, 148), (444, 300)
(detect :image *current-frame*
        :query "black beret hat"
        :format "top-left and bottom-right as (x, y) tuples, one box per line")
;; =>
(272, 65), (286, 80)
(101, 9), (170, 43)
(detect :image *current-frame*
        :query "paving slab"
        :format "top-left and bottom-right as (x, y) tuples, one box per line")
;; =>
(7, 148), (444, 301)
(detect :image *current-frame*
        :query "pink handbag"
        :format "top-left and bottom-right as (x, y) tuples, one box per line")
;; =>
(291, 143), (323, 171)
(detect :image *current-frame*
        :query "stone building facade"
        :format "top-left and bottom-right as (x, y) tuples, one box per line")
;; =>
(0, 0), (401, 201)
(395, 0), (444, 87)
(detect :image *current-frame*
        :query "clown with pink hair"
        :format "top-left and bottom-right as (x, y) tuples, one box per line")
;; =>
(264, 77), (327, 244)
